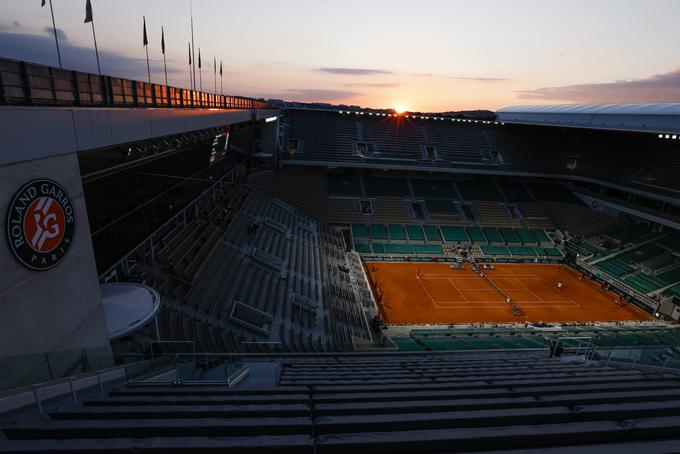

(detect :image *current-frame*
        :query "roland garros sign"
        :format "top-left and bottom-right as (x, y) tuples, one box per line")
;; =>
(6, 179), (76, 271)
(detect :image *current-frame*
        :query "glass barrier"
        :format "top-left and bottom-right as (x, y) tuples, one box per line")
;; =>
(0, 346), (114, 392)
(0, 57), (276, 110)
(124, 353), (244, 385)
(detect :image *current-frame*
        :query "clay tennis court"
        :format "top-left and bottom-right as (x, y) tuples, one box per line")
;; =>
(366, 262), (651, 324)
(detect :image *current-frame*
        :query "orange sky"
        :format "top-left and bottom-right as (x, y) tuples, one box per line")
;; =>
(2, 0), (680, 111)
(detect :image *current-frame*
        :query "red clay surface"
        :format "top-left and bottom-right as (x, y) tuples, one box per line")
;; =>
(365, 262), (651, 324)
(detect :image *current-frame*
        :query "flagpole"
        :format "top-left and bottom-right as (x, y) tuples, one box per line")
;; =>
(190, 0), (196, 91)
(162, 26), (168, 86)
(145, 46), (151, 85)
(220, 61), (223, 96)
(143, 16), (151, 86)
(198, 48), (202, 92)
(188, 42), (193, 90)
(91, 20), (101, 75)
(163, 52), (168, 86)
(213, 57), (216, 94)
(48, 0), (62, 68)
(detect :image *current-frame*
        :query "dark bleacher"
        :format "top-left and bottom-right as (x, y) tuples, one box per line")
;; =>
(364, 177), (411, 197)
(411, 178), (457, 199)
(282, 109), (680, 201)
(5, 351), (680, 453)
(458, 179), (504, 201)
(328, 173), (362, 197)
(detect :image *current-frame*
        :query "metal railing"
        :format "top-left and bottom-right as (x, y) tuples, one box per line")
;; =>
(597, 345), (680, 374)
(552, 336), (594, 358)
(0, 57), (276, 110)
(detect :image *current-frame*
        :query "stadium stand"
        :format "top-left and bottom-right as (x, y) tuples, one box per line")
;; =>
(5, 347), (680, 453)
(148, 184), (378, 353)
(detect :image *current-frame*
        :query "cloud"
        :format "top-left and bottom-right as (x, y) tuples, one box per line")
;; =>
(517, 68), (680, 103)
(0, 31), (181, 81)
(316, 67), (392, 76)
(409, 72), (434, 77)
(0, 21), (21, 30)
(344, 82), (400, 88)
(43, 26), (67, 41)
(282, 88), (360, 101)
(448, 76), (509, 82)
(409, 72), (508, 82)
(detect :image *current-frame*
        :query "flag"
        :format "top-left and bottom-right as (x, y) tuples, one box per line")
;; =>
(188, 42), (191, 65)
(84, 0), (93, 23)
(41, 0), (46, 6)
(161, 26), (165, 54)
(219, 61), (222, 76)
(213, 56), (216, 73)
(198, 48), (201, 68)
(142, 16), (148, 46)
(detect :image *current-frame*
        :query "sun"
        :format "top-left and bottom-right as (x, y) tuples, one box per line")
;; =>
(394, 105), (407, 115)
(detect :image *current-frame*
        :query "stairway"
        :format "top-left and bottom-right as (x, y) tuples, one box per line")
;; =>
(3, 351), (680, 452)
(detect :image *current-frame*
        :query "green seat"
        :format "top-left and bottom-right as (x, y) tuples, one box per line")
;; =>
(423, 225), (442, 242)
(531, 229), (551, 244)
(500, 228), (521, 245)
(372, 243), (385, 253)
(508, 246), (536, 256)
(388, 224), (406, 240)
(483, 227), (504, 244)
(354, 243), (372, 254)
(414, 244), (444, 254)
(515, 228), (538, 245)
(351, 224), (369, 239)
(370, 224), (387, 240)
(392, 338), (424, 351)
(406, 225), (425, 241)
(466, 226), (487, 244)
(383, 243), (414, 254)
(542, 247), (562, 257)
(481, 245), (510, 256)
(440, 226), (469, 242)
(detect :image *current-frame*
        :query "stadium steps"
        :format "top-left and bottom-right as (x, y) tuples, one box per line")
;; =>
(5, 352), (680, 452)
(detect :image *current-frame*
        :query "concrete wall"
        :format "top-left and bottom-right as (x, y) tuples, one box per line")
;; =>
(0, 152), (110, 357)
(0, 107), (279, 167)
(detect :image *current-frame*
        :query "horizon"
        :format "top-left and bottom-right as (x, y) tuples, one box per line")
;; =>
(1, 0), (679, 111)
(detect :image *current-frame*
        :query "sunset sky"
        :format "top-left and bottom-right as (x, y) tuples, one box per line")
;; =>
(1, 0), (679, 111)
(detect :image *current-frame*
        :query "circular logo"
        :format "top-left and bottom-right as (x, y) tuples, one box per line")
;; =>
(6, 179), (76, 271)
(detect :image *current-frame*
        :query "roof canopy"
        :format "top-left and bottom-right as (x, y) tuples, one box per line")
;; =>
(496, 103), (680, 135)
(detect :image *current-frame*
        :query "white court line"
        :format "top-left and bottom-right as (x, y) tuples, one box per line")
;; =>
(516, 276), (581, 308)
(514, 277), (549, 303)
(419, 274), (543, 279)
(432, 302), (581, 309)
(419, 273), (581, 310)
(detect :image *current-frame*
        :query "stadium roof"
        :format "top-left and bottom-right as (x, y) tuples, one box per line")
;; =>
(496, 103), (680, 135)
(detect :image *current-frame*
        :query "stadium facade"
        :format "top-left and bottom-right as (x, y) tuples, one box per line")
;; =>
(1, 57), (680, 452)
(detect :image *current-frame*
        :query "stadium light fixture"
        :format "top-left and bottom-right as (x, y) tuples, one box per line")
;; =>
(265, 116), (278, 123)
(673, 135), (677, 140)
(666, 134), (670, 139)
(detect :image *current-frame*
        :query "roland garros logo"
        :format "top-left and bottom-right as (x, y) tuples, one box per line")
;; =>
(6, 179), (76, 271)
